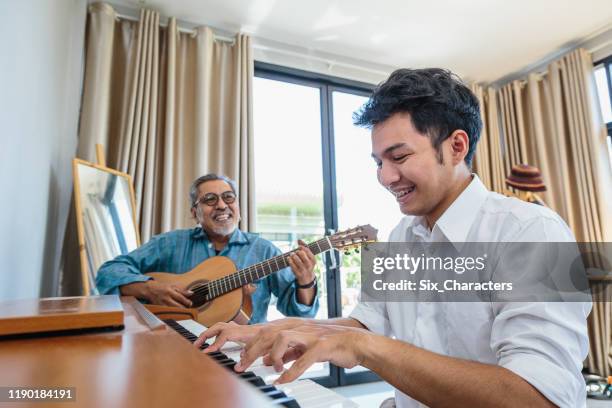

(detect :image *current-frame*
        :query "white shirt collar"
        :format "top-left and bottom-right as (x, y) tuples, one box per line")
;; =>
(408, 175), (489, 245)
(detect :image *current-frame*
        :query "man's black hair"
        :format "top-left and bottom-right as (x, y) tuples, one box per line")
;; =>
(353, 68), (482, 166)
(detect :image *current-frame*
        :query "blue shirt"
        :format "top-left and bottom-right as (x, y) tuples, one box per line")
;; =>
(96, 227), (319, 324)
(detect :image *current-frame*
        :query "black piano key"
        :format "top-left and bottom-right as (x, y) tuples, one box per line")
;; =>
(216, 357), (233, 363)
(219, 361), (237, 370)
(163, 320), (300, 408)
(263, 389), (286, 400)
(211, 356), (229, 364)
(238, 372), (257, 380)
(245, 376), (266, 387)
(256, 384), (277, 393)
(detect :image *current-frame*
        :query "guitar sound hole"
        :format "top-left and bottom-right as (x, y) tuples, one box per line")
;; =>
(188, 280), (211, 310)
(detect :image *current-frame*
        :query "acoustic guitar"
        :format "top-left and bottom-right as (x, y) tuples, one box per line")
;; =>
(143, 225), (377, 327)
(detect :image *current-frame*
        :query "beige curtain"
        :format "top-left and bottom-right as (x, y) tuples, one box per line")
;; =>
(471, 84), (505, 192)
(79, 3), (254, 241)
(472, 48), (612, 376)
(61, 2), (254, 293)
(476, 49), (611, 243)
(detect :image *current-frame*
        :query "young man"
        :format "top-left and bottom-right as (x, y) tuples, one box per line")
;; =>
(96, 174), (319, 323)
(195, 69), (591, 407)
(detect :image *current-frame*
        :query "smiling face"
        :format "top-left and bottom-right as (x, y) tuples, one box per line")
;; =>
(191, 179), (240, 239)
(371, 112), (466, 221)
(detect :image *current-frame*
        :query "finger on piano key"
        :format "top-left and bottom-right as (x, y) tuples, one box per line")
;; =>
(168, 319), (358, 408)
(274, 347), (321, 385)
(165, 319), (302, 407)
(178, 319), (243, 352)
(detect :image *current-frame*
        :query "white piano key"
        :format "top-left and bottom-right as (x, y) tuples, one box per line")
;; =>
(277, 380), (358, 408)
(177, 319), (359, 408)
(177, 319), (243, 351)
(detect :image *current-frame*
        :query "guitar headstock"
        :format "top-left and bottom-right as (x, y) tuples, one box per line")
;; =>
(328, 225), (378, 253)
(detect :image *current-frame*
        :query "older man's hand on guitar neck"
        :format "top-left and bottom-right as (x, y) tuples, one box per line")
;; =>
(287, 239), (317, 306)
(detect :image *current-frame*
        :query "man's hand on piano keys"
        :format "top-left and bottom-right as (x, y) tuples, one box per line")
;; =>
(235, 324), (370, 384)
(195, 321), (256, 351)
(194, 318), (306, 351)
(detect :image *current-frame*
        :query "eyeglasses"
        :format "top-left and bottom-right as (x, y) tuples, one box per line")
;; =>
(193, 191), (237, 207)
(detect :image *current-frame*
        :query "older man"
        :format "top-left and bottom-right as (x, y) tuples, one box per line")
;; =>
(195, 69), (590, 408)
(96, 174), (319, 323)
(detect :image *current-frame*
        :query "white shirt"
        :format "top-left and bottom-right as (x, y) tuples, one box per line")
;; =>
(350, 175), (591, 408)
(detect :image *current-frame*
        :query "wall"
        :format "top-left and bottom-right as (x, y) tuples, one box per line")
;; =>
(0, 0), (87, 300)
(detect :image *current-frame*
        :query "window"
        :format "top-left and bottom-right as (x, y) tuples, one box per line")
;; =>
(253, 75), (330, 381)
(253, 62), (398, 387)
(594, 56), (612, 163)
(332, 91), (400, 318)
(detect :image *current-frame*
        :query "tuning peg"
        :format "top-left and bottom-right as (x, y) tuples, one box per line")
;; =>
(355, 248), (360, 253)
(344, 249), (351, 255)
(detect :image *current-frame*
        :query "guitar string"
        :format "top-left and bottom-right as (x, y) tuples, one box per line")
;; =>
(190, 238), (334, 304)
(213, 238), (332, 289)
(189, 245), (318, 304)
(189, 227), (368, 305)
(189, 251), (307, 305)
(200, 229), (366, 297)
(192, 240), (327, 299)
(204, 240), (325, 290)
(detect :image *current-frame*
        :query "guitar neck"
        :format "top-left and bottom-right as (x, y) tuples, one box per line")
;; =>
(207, 237), (332, 299)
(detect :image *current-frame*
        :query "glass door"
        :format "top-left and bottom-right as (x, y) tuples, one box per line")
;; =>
(331, 88), (402, 384)
(253, 62), (395, 387)
(253, 75), (331, 383)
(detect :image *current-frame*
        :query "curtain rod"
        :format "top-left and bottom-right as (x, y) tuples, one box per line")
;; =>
(512, 38), (612, 87)
(114, 11), (235, 42)
(495, 36), (612, 88)
(112, 9), (393, 79)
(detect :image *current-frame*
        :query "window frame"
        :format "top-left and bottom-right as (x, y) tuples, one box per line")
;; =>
(254, 61), (381, 387)
(594, 55), (612, 138)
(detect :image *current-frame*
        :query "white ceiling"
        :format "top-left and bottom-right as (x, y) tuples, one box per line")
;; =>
(109, 0), (612, 83)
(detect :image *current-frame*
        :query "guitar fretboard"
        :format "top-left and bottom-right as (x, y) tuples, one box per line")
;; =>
(193, 238), (332, 303)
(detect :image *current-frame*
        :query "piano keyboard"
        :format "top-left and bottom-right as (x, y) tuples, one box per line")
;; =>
(165, 319), (359, 408)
